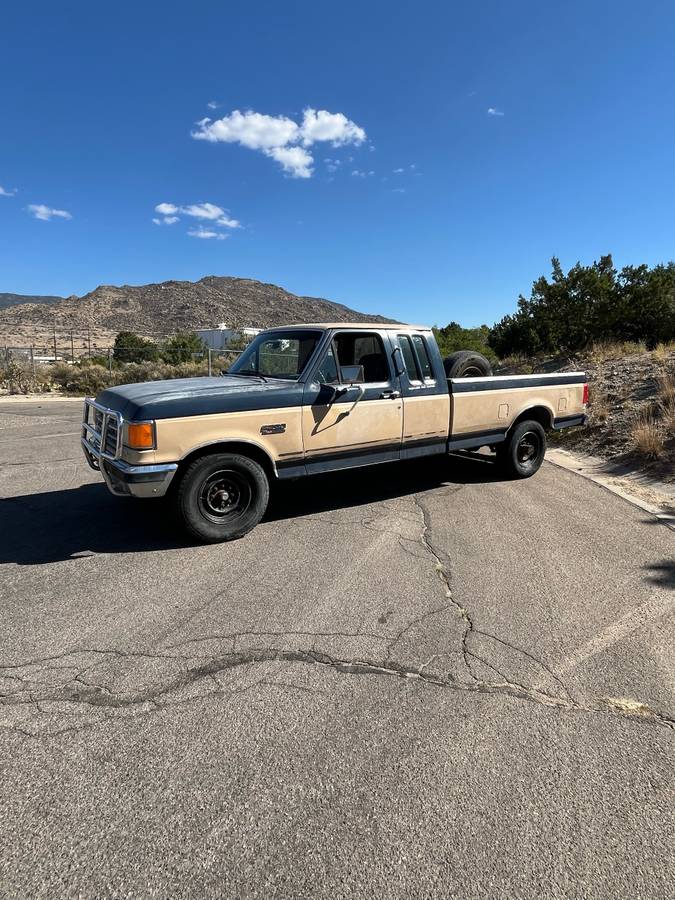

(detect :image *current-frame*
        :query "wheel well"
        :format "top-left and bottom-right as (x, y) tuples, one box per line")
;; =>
(510, 406), (553, 432)
(176, 441), (277, 482)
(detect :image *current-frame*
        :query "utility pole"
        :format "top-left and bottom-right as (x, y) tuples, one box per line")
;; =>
(30, 346), (35, 376)
(87, 326), (91, 357)
(53, 319), (57, 362)
(70, 331), (75, 361)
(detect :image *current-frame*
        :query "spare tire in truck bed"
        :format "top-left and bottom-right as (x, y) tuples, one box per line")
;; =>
(443, 350), (493, 378)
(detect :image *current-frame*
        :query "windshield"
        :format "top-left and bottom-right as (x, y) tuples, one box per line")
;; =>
(228, 329), (323, 380)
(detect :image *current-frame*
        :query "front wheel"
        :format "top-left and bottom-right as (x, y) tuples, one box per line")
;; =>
(175, 453), (270, 542)
(497, 420), (547, 479)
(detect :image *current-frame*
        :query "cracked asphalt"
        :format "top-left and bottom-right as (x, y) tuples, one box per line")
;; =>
(1, 399), (674, 898)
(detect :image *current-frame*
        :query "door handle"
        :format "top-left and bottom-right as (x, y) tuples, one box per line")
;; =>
(380, 390), (401, 399)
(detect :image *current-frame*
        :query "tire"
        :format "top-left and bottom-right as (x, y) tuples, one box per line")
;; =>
(175, 453), (270, 543)
(497, 420), (547, 479)
(443, 350), (493, 378)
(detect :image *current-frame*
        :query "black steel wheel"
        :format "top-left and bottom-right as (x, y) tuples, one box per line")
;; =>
(497, 420), (547, 479)
(176, 452), (269, 542)
(199, 469), (252, 524)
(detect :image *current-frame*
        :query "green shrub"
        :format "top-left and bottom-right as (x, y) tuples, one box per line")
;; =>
(51, 363), (114, 395)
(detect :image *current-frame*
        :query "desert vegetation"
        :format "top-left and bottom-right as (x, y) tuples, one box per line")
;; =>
(0, 330), (249, 395)
(487, 255), (675, 358)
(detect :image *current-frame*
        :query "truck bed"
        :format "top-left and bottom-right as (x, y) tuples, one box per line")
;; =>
(447, 371), (587, 450)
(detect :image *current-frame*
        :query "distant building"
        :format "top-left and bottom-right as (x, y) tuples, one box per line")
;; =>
(196, 324), (261, 350)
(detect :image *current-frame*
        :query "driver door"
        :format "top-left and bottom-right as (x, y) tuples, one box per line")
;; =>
(301, 331), (403, 473)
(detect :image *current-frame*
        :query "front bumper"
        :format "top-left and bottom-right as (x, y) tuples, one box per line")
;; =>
(81, 398), (177, 499)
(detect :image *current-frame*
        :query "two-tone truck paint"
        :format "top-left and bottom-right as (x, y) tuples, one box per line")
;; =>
(81, 323), (588, 542)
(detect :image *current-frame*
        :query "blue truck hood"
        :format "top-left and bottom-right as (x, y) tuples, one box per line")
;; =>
(96, 375), (302, 420)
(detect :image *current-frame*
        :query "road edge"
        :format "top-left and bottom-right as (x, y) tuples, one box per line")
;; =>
(546, 449), (675, 532)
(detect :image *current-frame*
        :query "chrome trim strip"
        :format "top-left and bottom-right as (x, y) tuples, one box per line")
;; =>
(108, 459), (178, 476)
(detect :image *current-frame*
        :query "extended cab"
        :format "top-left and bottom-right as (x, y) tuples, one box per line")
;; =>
(81, 323), (587, 542)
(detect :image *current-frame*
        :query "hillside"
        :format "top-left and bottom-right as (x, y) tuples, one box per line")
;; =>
(498, 344), (675, 479)
(0, 292), (65, 312)
(0, 276), (392, 350)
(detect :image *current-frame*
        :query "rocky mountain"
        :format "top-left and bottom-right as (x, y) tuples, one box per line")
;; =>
(0, 276), (391, 348)
(0, 292), (65, 311)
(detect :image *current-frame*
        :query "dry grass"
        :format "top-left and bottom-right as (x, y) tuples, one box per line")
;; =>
(631, 410), (666, 459)
(589, 390), (611, 423)
(652, 341), (675, 361)
(660, 397), (675, 437)
(657, 370), (675, 405)
(588, 340), (647, 363)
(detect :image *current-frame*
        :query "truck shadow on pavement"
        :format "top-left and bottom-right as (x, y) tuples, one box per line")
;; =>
(1, 453), (506, 566)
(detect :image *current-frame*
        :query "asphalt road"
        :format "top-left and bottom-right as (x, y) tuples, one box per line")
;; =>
(1, 399), (673, 899)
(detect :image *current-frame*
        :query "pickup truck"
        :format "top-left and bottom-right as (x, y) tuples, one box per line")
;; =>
(81, 322), (587, 542)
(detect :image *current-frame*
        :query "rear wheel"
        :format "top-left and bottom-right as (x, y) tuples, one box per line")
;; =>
(443, 350), (493, 379)
(175, 453), (270, 542)
(497, 420), (547, 479)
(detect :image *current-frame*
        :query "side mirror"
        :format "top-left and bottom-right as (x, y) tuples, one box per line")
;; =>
(340, 365), (365, 384)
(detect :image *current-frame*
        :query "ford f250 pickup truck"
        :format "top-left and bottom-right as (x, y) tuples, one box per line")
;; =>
(81, 323), (588, 542)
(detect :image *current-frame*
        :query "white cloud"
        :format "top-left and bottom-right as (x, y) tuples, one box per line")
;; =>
(0, 185), (17, 197)
(193, 109), (299, 149)
(393, 167), (404, 174)
(207, 100), (219, 110)
(155, 202), (179, 215)
(299, 108), (365, 147)
(179, 202), (240, 227)
(188, 227), (228, 241)
(487, 107), (504, 116)
(153, 202), (240, 230)
(391, 187), (406, 194)
(265, 145), (313, 178)
(27, 204), (72, 221)
(191, 106), (366, 178)
(351, 169), (374, 178)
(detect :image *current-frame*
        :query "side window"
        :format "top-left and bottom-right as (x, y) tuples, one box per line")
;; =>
(412, 335), (433, 380)
(316, 344), (339, 384)
(398, 335), (420, 381)
(334, 332), (390, 383)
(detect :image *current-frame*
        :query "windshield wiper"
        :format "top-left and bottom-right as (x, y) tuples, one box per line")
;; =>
(224, 370), (268, 383)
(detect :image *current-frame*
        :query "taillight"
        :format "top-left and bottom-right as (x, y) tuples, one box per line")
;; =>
(582, 383), (589, 405)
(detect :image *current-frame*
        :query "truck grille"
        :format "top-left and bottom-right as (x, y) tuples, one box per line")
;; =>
(82, 399), (122, 461)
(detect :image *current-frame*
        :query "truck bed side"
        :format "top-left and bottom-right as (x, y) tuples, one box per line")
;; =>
(448, 372), (587, 449)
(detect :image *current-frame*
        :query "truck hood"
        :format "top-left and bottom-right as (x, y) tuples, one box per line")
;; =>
(96, 375), (303, 421)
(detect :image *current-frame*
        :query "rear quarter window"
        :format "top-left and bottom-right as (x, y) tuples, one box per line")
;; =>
(398, 335), (420, 381)
(412, 335), (433, 380)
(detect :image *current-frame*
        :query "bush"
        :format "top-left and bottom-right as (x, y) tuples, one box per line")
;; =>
(488, 255), (675, 359)
(631, 411), (665, 459)
(51, 363), (114, 395)
(0, 359), (53, 394)
(161, 331), (206, 364)
(433, 322), (497, 363)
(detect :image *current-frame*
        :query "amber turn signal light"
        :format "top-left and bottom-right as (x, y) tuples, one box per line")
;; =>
(127, 421), (156, 450)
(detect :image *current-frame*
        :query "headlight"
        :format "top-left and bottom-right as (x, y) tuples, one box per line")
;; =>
(126, 421), (156, 450)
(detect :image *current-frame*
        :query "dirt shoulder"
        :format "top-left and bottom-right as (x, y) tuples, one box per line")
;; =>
(547, 448), (675, 531)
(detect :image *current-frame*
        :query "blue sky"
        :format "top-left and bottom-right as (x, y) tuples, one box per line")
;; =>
(1, 1), (675, 326)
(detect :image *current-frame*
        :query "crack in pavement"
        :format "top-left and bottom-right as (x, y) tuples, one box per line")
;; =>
(1, 644), (673, 738)
(1, 487), (673, 738)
